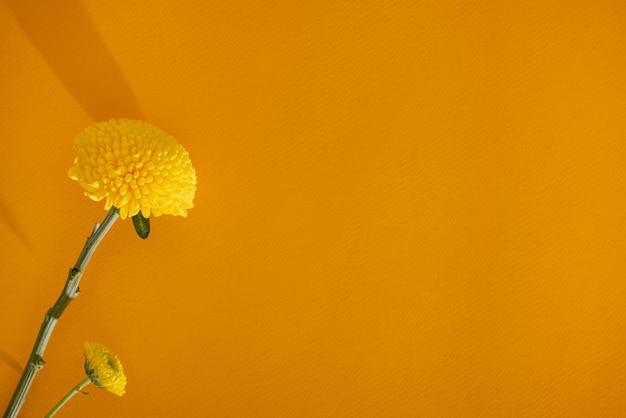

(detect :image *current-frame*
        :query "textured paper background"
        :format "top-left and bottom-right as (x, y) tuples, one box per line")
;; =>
(2, 1), (626, 416)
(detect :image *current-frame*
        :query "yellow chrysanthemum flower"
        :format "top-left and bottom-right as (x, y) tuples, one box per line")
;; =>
(69, 119), (197, 219)
(84, 342), (127, 396)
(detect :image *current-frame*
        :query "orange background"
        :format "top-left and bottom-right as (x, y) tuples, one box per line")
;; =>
(2, 1), (626, 416)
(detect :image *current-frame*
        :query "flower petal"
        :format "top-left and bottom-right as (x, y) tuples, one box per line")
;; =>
(69, 119), (197, 219)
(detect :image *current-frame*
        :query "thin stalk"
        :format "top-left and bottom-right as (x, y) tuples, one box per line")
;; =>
(3, 207), (119, 418)
(44, 377), (91, 418)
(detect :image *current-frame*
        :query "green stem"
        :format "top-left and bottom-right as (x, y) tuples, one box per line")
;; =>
(45, 377), (92, 418)
(3, 208), (120, 418)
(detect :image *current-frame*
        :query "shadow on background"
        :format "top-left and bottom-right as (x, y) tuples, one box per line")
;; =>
(4, 0), (143, 121)
(0, 348), (22, 375)
(0, 193), (39, 260)
(2, 0), (142, 374)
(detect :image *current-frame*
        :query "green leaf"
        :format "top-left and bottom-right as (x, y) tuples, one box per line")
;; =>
(132, 211), (150, 239)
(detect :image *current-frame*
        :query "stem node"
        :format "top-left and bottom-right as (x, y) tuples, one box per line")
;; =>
(3, 208), (119, 418)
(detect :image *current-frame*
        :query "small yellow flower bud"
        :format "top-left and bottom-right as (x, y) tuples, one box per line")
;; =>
(84, 342), (127, 396)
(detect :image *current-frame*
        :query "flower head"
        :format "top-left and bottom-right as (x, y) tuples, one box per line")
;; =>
(84, 342), (127, 396)
(69, 119), (197, 219)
